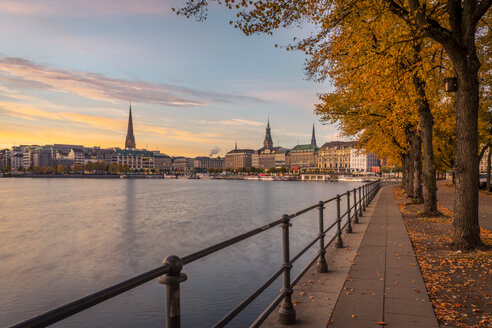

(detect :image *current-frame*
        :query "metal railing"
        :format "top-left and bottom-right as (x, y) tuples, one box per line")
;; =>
(10, 180), (381, 328)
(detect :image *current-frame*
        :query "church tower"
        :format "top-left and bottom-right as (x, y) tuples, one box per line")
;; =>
(125, 103), (136, 150)
(311, 124), (317, 147)
(263, 118), (273, 149)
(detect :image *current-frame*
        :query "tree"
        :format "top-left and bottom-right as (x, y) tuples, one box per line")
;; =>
(109, 163), (119, 174)
(176, 0), (491, 249)
(57, 164), (67, 174)
(72, 163), (81, 173)
(382, 0), (491, 248)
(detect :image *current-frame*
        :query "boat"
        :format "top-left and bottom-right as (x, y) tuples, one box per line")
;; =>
(244, 175), (260, 180)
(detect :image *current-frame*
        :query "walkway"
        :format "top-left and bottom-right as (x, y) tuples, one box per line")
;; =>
(437, 180), (492, 231)
(329, 187), (438, 327)
(263, 186), (439, 327)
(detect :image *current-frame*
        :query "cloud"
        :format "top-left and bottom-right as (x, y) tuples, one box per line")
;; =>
(0, 0), (171, 17)
(0, 57), (264, 107)
(0, 101), (125, 132)
(199, 118), (264, 127)
(247, 88), (319, 109)
(219, 119), (264, 126)
(0, 101), (225, 145)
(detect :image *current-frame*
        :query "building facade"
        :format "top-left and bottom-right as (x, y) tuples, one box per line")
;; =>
(117, 150), (154, 170)
(317, 141), (355, 172)
(350, 149), (380, 174)
(287, 144), (318, 169)
(193, 156), (225, 169)
(225, 144), (254, 170)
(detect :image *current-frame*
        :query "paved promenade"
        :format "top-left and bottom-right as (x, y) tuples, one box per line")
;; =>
(437, 180), (492, 231)
(329, 186), (438, 327)
(264, 186), (439, 327)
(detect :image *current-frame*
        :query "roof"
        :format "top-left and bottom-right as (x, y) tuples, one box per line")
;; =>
(290, 144), (319, 153)
(117, 149), (153, 156)
(226, 149), (254, 154)
(255, 146), (285, 154)
(320, 141), (356, 149)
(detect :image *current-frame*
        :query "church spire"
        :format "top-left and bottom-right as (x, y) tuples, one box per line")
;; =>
(263, 117), (273, 149)
(125, 102), (136, 149)
(311, 123), (317, 147)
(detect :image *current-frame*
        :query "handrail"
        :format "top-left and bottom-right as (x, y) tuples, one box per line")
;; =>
(9, 180), (381, 328)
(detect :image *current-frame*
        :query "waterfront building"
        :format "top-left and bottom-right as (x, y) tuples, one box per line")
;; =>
(286, 125), (318, 170)
(287, 144), (318, 170)
(84, 148), (119, 166)
(153, 152), (172, 171)
(193, 156), (225, 169)
(0, 149), (9, 170)
(117, 149), (154, 171)
(32, 146), (53, 168)
(274, 148), (290, 167)
(317, 141), (355, 173)
(252, 119), (286, 169)
(172, 157), (194, 173)
(52, 144), (84, 157)
(11, 153), (23, 170)
(225, 143), (254, 170)
(67, 149), (85, 165)
(125, 104), (136, 150)
(350, 149), (380, 174)
(22, 145), (39, 168)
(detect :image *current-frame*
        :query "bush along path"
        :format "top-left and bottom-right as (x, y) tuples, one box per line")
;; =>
(393, 186), (492, 327)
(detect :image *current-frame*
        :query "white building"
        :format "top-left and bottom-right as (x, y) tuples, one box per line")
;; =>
(11, 153), (23, 170)
(350, 149), (380, 174)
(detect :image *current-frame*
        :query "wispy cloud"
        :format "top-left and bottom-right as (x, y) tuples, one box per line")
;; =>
(0, 57), (264, 107)
(0, 101), (225, 145)
(0, 0), (171, 17)
(199, 118), (264, 127)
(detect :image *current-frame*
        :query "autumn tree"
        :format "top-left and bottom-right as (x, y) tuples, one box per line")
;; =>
(177, 0), (491, 249)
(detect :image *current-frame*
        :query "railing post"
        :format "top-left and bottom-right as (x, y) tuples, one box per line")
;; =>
(158, 256), (187, 328)
(278, 214), (296, 325)
(316, 201), (328, 273)
(363, 185), (367, 211)
(346, 191), (352, 233)
(353, 188), (359, 224)
(335, 195), (344, 248)
(358, 186), (363, 217)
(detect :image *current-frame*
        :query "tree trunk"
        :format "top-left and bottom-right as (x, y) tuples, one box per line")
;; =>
(408, 149), (414, 198)
(412, 132), (423, 203)
(413, 73), (438, 213)
(452, 59), (482, 249)
(401, 154), (407, 191)
(404, 152), (414, 197)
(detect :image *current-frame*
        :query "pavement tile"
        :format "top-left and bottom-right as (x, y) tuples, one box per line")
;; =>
(384, 313), (439, 327)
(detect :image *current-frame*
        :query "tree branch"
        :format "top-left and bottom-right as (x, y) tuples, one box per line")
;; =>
(474, 0), (492, 26)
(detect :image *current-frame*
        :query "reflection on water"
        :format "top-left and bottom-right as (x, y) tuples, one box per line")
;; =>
(0, 179), (361, 327)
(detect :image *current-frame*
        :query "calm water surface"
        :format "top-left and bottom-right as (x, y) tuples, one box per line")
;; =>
(0, 178), (362, 327)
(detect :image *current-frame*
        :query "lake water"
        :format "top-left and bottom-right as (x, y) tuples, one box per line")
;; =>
(0, 178), (362, 327)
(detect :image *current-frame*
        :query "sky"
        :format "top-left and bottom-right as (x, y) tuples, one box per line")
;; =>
(0, 0), (343, 157)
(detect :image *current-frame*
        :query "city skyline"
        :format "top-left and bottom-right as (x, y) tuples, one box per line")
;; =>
(0, 0), (346, 157)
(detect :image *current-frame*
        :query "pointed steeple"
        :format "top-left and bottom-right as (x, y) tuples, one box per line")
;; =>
(263, 117), (273, 149)
(235, 141), (237, 150)
(311, 123), (317, 147)
(125, 102), (136, 149)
